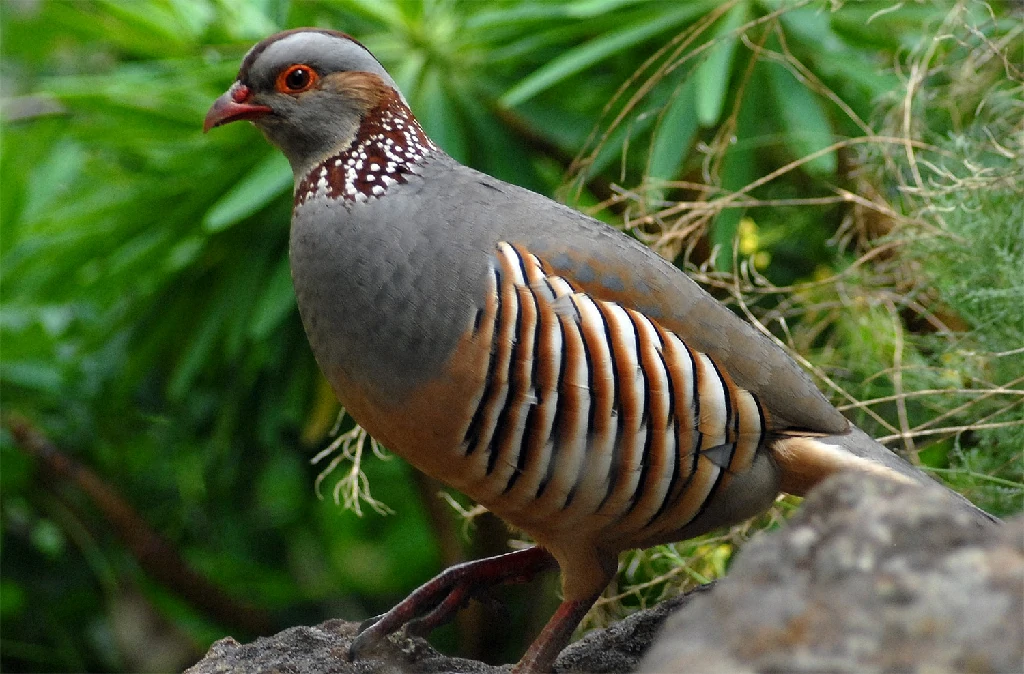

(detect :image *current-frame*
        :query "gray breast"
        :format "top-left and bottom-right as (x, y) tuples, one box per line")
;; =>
(288, 160), (494, 401)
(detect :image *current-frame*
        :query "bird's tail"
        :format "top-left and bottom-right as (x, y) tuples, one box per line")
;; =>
(772, 426), (999, 524)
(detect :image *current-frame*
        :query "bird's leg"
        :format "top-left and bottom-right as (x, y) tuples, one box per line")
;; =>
(512, 591), (602, 674)
(348, 546), (557, 659)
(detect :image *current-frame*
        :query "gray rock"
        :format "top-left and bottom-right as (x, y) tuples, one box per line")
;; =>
(184, 619), (502, 674)
(184, 587), (713, 674)
(186, 474), (1020, 674)
(640, 474), (1023, 674)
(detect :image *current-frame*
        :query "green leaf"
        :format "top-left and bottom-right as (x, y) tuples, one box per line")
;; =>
(712, 213), (744, 273)
(202, 152), (291, 233)
(585, 109), (659, 180)
(19, 140), (87, 226)
(165, 235), (206, 273)
(450, 84), (541, 188)
(0, 578), (26, 619)
(694, 1), (747, 127)
(830, 3), (945, 52)
(168, 307), (222, 400)
(501, 2), (715, 107)
(0, 361), (64, 394)
(711, 77), (759, 271)
(468, 5), (573, 30)
(777, 5), (845, 54)
(212, 0), (280, 39)
(767, 62), (836, 177)
(484, 20), (616, 66)
(30, 519), (66, 558)
(813, 49), (898, 98)
(388, 50), (427, 101)
(416, 67), (468, 163)
(249, 258), (295, 340)
(64, 0), (194, 56)
(565, 0), (650, 18)
(338, 0), (405, 26)
(646, 76), (699, 199)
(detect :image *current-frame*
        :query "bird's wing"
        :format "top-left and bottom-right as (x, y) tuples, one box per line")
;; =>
(458, 241), (780, 542)
(448, 167), (848, 435)
(461, 240), (996, 531)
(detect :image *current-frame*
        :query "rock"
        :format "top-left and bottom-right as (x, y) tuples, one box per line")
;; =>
(640, 473), (1023, 674)
(184, 619), (501, 674)
(184, 586), (715, 674)
(186, 474), (1021, 674)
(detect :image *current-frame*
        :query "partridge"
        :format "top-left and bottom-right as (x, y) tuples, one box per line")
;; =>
(205, 28), (996, 673)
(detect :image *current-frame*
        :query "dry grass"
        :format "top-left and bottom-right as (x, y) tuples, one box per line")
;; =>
(574, 0), (1023, 630)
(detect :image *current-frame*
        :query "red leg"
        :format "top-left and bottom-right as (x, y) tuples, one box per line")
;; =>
(348, 546), (557, 660)
(513, 592), (601, 674)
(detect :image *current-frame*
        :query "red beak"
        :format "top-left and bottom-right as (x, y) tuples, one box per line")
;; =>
(203, 83), (272, 133)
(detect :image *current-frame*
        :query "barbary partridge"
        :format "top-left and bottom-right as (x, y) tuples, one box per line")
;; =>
(205, 28), (996, 673)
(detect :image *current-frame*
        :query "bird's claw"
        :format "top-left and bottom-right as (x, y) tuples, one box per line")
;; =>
(356, 613), (385, 634)
(348, 575), (464, 659)
(347, 547), (557, 663)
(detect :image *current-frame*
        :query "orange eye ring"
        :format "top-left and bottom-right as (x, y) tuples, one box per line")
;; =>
(276, 64), (318, 94)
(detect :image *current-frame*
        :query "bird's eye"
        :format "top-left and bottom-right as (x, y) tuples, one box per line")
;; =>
(276, 64), (317, 94)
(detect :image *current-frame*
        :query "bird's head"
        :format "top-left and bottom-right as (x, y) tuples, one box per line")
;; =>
(204, 29), (407, 176)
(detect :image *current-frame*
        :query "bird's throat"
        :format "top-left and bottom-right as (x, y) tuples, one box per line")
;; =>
(295, 91), (438, 206)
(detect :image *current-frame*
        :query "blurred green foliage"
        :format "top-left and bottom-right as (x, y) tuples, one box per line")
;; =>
(2, 0), (1021, 671)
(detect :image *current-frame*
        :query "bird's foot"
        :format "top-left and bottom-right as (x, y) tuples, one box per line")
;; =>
(348, 546), (557, 661)
(512, 593), (601, 674)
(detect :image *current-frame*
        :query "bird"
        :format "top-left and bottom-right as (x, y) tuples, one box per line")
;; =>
(204, 28), (996, 674)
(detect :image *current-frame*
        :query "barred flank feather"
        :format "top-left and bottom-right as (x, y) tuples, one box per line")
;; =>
(461, 243), (767, 538)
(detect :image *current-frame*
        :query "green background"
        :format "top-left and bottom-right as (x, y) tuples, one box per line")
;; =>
(2, 1), (1021, 671)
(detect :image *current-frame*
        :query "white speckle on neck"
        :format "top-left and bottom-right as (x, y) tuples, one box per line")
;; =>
(294, 92), (439, 207)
